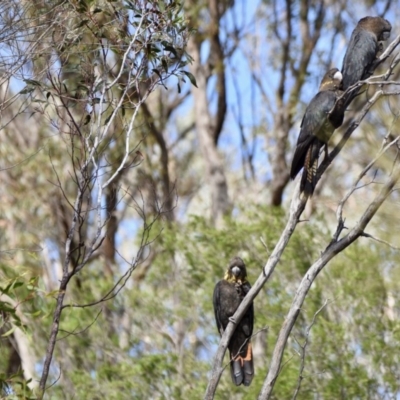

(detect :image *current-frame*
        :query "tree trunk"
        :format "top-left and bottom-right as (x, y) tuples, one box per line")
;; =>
(187, 37), (231, 224)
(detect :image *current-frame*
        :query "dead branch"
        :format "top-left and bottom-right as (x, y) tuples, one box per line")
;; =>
(204, 184), (307, 400)
(258, 162), (400, 400)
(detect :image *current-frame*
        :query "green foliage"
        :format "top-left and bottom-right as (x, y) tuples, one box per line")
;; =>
(18, 0), (194, 115)
(6, 202), (396, 398)
(2, 0), (400, 398)
(2, 197), (400, 398)
(116, 206), (399, 399)
(0, 372), (35, 400)
(0, 266), (42, 399)
(268, 240), (400, 399)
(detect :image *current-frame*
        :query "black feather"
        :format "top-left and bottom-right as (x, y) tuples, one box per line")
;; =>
(341, 16), (391, 100)
(290, 68), (344, 195)
(213, 257), (254, 386)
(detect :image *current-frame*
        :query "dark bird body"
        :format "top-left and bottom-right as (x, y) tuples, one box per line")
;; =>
(213, 257), (254, 386)
(290, 68), (344, 195)
(342, 16), (391, 91)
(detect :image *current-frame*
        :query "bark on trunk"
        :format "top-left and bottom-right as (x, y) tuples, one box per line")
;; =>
(187, 37), (231, 224)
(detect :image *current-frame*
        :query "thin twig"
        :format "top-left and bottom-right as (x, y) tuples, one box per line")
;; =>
(336, 135), (400, 226)
(360, 232), (400, 251)
(260, 237), (271, 255)
(292, 299), (330, 400)
(57, 309), (103, 340)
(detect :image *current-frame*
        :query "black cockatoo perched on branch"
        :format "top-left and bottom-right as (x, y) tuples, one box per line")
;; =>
(213, 257), (254, 386)
(342, 16), (392, 92)
(290, 68), (344, 195)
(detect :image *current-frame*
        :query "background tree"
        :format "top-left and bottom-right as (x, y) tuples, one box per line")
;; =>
(1, 0), (400, 399)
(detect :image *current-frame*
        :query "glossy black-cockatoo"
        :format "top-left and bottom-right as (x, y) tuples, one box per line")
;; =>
(290, 68), (344, 195)
(342, 16), (391, 92)
(213, 257), (254, 386)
